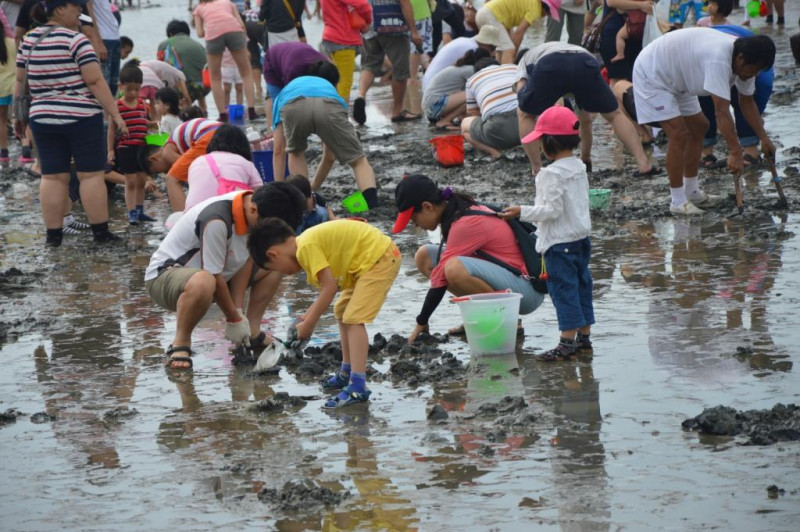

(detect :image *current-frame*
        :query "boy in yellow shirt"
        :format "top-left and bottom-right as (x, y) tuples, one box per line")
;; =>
(247, 219), (402, 408)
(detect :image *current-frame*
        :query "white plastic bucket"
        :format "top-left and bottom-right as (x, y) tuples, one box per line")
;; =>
(453, 290), (522, 355)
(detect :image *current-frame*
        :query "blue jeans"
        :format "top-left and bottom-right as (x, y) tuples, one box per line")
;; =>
(101, 39), (121, 96)
(700, 70), (774, 149)
(544, 237), (595, 331)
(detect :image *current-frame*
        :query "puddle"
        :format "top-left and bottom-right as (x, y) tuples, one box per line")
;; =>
(1, 3), (800, 530)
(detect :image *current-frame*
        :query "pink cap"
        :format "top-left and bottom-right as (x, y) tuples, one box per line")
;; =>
(521, 105), (579, 143)
(542, 0), (562, 22)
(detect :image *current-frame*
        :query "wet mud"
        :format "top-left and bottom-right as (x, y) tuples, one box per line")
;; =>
(682, 403), (800, 445)
(1, 4), (800, 530)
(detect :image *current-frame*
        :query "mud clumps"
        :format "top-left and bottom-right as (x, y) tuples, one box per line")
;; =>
(103, 407), (138, 425)
(1, 408), (20, 425)
(389, 351), (467, 386)
(469, 396), (541, 442)
(257, 478), (349, 512)
(682, 403), (800, 445)
(427, 404), (449, 421)
(0, 268), (43, 294)
(30, 412), (55, 424)
(249, 392), (309, 414)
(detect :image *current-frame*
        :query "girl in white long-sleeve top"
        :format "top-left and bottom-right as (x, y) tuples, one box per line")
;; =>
(501, 105), (594, 361)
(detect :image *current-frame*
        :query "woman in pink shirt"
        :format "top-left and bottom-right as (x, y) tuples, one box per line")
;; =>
(184, 124), (263, 211)
(391, 174), (545, 342)
(194, 0), (257, 122)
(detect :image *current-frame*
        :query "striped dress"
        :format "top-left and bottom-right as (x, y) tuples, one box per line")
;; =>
(116, 98), (149, 147)
(17, 25), (103, 125)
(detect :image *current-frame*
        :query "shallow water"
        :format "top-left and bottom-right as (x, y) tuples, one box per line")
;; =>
(2, 2), (800, 530)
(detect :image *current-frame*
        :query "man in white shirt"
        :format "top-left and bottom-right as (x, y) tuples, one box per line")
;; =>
(88, 0), (120, 95)
(633, 29), (776, 215)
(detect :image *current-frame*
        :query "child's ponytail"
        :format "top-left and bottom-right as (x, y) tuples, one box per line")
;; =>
(439, 188), (476, 242)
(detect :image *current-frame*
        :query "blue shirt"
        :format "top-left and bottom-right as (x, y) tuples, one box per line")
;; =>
(272, 76), (347, 129)
(297, 205), (330, 234)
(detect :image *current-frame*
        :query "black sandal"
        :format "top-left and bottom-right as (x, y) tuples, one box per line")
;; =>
(164, 345), (193, 370)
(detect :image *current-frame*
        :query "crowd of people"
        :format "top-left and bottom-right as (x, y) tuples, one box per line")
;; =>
(2, 0), (796, 409)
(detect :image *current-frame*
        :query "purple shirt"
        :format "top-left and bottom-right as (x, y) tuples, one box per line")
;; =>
(262, 42), (329, 88)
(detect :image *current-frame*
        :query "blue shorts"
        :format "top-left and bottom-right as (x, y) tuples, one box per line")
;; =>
(425, 95), (447, 121)
(543, 237), (595, 331)
(30, 113), (106, 174)
(0, 95), (11, 106)
(425, 244), (544, 315)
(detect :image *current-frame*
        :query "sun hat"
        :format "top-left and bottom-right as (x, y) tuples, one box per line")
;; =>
(521, 105), (579, 143)
(474, 25), (504, 49)
(541, 0), (562, 22)
(392, 174), (441, 234)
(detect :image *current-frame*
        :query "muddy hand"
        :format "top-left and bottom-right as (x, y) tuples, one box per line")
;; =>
(408, 324), (429, 344)
(761, 138), (776, 160)
(728, 151), (744, 175)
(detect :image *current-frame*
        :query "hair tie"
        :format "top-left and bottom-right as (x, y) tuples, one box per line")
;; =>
(441, 187), (453, 200)
(572, 120), (580, 131)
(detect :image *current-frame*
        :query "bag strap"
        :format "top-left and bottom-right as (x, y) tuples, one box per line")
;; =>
(460, 208), (531, 280)
(205, 154), (221, 178)
(282, 0), (301, 27)
(25, 25), (58, 67)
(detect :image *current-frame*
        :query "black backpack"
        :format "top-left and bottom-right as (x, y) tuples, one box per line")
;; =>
(437, 207), (548, 295)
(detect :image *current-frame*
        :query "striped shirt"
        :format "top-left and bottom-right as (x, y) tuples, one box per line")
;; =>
(465, 65), (518, 119)
(117, 98), (149, 147)
(17, 26), (102, 125)
(167, 118), (222, 154)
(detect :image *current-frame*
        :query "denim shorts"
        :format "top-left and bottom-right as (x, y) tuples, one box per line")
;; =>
(31, 113), (106, 174)
(543, 237), (595, 331)
(425, 244), (544, 315)
(425, 95), (447, 121)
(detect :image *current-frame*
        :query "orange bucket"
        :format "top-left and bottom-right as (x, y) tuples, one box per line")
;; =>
(429, 134), (464, 167)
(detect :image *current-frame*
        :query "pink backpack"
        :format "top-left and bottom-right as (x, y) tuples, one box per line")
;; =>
(205, 154), (253, 196)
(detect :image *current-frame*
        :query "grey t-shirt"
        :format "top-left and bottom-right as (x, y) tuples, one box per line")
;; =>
(422, 65), (473, 113)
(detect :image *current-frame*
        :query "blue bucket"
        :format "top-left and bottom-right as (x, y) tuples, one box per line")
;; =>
(253, 150), (289, 183)
(228, 104), (245, 125)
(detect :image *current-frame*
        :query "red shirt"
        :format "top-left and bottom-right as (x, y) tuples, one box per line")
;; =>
(117, 98), (149, 147)
(321, 0), (373, 47)
(430, 205), (528, 288)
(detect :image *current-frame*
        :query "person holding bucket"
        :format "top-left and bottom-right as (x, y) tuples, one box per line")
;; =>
(500, 106), (594, 362)
(392, 174), (544, 344)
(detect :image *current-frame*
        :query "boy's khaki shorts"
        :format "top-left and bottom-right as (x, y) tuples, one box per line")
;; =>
(334, 244), (402, 325)
(146, 267), (204, 312)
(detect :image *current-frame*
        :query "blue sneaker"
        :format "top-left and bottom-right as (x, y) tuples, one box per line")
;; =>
(321, 371), (350, 391)
(323, 385), (371, 409)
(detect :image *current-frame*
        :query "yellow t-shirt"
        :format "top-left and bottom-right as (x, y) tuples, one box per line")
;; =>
(296, 220), (393, 290)
(487, 0), (543, 29)
(0, 38), (18, 98)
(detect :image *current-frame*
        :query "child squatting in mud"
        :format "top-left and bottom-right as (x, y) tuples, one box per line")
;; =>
(247, 218), (402, 408)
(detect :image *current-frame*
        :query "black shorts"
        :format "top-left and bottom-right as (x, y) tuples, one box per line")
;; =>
(30, 113), (106, 174)
(598, 23), (642, 82)
(116, 145), (146, 174)
(517, 52), (618, 117)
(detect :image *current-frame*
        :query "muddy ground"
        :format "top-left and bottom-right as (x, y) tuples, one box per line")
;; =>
(1, 3), (800, 531)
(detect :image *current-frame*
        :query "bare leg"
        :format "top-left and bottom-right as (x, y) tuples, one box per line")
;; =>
(602, 109), (655, 173)
(390, 78), (407, 117)
(76, 170), (110, 223)
(462, 116), (501, 159)
(682, 112), (709, 180)
(230, 46), (256, 109)
(415, 245), (434, 278)
(206, 52), (225, 118)
(311, 143), (336, 190)
(288, 152), (308, 177)
(338, 320), (351, 366)
(343, 323), (369, 374)
(272, 124), (286, 181)
(518, 108), (541, 174)
(170, 270), (216, 368)
(40, 173), (70, 229)
(660, 116), (691, 189)
(578, 110), (593, 166)
(350, 155), (377, 191)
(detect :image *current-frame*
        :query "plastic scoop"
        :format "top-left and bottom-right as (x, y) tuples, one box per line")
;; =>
(254, 342), (287, 372)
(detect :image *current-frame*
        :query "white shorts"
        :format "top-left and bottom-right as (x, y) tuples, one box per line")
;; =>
(410, 17), (433, 54)
(632, 60), (701, 125)
(475, 7), (515, 51)
(222, 65), (243, 85)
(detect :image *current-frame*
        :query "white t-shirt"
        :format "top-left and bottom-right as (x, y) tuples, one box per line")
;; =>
(515, 42), (591, 83)
(144, 191), (251, 282)
(91, 0), (119, 40)
(634, 28), (755, 100)
(422, 37), (477, 90)
(466, 64), (518, 118)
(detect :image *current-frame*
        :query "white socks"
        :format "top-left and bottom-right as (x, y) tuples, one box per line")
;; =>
(683, 176), (701, 199)
(670, 186), (687, 206)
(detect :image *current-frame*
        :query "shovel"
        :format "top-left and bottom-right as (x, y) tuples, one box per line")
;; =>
(766, 156), (789, 209)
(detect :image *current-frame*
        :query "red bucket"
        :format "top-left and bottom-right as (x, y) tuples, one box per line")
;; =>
(429, 134), (464, 167)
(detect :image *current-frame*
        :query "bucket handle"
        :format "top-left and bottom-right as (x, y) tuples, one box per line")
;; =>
(450, 289), (512, 304)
